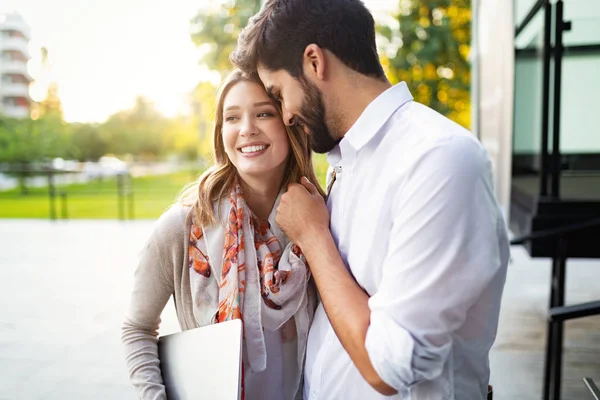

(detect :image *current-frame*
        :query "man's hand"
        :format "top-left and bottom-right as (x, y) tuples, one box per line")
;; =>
(276, 176), (330, 248)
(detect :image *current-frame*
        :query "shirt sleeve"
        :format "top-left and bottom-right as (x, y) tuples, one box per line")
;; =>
(364, 136), (506, 391)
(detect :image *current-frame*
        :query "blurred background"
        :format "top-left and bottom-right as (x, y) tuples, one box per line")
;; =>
(0, 0), (471, 220)
(1, 1), (599, 400)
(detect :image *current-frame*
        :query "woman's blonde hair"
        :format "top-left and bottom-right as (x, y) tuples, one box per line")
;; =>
(180, 68), (324, 226)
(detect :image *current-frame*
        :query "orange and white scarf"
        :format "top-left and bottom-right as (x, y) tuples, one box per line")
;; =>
(188, 185), (309, 398)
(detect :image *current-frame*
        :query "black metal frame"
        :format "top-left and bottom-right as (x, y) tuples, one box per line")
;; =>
(541, 1), (552, 197)
(515, 0), (547, 37)
(513, 0), (600, 199)
(516, 44), (600, 57)
(511, 217), (600, 400)
(512, 2), (600, 398)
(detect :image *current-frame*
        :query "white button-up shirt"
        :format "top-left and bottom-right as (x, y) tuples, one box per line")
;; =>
(304, 82), (510, 400)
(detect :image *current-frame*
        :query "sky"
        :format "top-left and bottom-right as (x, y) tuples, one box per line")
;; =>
(2, 0), (397, 123)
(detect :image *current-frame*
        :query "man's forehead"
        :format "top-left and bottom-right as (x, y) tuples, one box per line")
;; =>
(257, 66), (276, 83)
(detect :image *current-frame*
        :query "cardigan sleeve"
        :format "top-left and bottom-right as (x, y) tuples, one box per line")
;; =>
(121, 208), (180, 400)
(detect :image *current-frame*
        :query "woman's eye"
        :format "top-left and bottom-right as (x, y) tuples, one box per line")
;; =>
(257, 112), (274, 118)
(225, 116), (238, 122)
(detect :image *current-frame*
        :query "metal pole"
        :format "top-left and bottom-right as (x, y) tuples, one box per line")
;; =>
(127, 174), (134, 220)
(117, 174), (124, 220)
(48, 170), (56, 220)
(551, 0), (571, 198)
(540, 1), (552, 196)
(60, 192), (68, 219)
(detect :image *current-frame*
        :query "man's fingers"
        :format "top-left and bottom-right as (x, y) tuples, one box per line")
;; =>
(286, 182), (303, 192)
(300, 176), (318, 195)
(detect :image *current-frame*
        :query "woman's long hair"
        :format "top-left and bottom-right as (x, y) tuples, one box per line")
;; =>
(180, 69), (325, 226)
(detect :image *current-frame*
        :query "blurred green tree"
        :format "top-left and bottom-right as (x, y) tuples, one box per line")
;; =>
(100, 97), (170, 159)
(70, 123), (107, 162)
(0, 115), (72, 194)
(190, 0), (261, 76)
(379, 0), (472, 128)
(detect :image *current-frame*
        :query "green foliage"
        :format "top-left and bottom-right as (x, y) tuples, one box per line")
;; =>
(190, 0), (261, 76)
(100, 97), (170, 159)
(69, 123), (107, 162)
(0, 115), (72, 163)
(380, 0), (472, 128)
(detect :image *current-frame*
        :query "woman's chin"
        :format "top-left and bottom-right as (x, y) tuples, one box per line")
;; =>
(236, 164), (286, 186)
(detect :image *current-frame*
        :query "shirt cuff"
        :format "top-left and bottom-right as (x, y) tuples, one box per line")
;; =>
(365, 309), (416, 392)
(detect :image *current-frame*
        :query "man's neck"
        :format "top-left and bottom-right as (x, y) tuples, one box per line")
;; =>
(333, 74), (392, 138)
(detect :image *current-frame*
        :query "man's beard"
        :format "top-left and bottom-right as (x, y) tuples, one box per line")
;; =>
(297, 76), (340, 153)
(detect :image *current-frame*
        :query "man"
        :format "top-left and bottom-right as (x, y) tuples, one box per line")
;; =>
(231, 1), (510, 399)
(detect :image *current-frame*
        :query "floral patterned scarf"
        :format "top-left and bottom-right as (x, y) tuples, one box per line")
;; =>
(188, 185), (309, 399)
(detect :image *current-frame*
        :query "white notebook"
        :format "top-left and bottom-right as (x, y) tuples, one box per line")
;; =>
(158, 319), (243, 400)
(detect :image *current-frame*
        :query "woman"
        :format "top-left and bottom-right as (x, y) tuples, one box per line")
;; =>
(122, 69), (324, 400)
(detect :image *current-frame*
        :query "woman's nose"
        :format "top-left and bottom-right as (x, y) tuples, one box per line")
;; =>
(239, 118), (258, 137)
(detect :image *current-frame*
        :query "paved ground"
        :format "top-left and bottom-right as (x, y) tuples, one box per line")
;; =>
(0, 219), (598, 399)
(490, 245), (600, 400)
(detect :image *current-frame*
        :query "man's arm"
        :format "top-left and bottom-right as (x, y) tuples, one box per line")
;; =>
(277, 137), (507, 394)
(302, 226), (398, 395)
(276, 177), (396, 395)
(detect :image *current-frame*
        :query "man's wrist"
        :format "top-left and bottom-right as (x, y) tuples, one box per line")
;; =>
(299, 225), (334, 261)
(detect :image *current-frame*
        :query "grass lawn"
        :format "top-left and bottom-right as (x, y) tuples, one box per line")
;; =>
(0, 171), (199, 220)
(0, 154), (329, 220)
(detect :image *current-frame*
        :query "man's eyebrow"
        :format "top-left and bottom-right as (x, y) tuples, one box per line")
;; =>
(265, 85), (280, 98)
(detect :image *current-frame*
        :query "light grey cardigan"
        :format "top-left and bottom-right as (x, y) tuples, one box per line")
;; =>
(122, 202), (317, 400)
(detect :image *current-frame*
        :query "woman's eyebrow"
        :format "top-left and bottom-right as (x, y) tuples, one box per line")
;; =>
(254, 101), (274, 107)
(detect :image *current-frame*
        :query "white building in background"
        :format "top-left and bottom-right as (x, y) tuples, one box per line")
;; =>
(0, 11), (32, 119)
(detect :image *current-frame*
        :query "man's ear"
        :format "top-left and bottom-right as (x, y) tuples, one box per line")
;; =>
(302, 44), (326, 81)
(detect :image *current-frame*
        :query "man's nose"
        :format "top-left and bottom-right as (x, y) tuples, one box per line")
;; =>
(282, 105), (295, 127)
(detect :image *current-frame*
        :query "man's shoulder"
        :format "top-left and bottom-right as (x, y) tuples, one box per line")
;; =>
(377, 101), (484, 167)
(364, 103), (491, 199)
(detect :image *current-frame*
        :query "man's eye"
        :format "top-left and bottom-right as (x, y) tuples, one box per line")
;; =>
(269, 91), (281, 102)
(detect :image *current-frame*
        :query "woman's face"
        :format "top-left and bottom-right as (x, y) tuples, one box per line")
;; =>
(222, 81), (290, 183)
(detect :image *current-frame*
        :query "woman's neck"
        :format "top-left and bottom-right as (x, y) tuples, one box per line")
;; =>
(239, 170), (285, 222)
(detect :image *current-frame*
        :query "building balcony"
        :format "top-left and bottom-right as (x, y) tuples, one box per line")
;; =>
(1, 82), (31, 99)
(0, 104), (29, 118)
(0, 14), (32, 40)
(0, 37), (30, 58)
(0, 60), (32, 81)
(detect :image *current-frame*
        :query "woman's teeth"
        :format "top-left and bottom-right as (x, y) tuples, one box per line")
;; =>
(240, 145), (267, 153)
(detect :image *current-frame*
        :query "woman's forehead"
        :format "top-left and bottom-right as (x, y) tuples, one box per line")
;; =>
(224, 81), (274, 107)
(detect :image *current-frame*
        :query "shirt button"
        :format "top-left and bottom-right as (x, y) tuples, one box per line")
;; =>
(328, 333), (334, 344)
(311, 392), (317, 399)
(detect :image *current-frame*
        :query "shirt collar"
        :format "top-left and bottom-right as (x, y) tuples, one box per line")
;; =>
(327, 82), (413, 165)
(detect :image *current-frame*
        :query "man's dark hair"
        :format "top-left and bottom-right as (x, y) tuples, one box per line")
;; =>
(230, 0), (385, 79)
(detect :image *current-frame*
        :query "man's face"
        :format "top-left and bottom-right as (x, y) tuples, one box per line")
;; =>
(257, 66), (340, 153)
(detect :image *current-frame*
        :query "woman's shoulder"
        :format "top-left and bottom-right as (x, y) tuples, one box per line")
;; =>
(150, 203), (193, 244)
